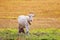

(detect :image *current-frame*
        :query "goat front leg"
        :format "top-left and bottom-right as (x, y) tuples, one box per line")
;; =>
(25, 24), (29, 35)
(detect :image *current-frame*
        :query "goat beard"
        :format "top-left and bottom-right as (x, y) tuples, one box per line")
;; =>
(28, 21), (31, 25)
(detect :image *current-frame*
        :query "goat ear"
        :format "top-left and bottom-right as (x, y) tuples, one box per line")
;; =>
(28, 12), (35, 17)
(32, 14), (35, 17)
(31, 13), (35, 17)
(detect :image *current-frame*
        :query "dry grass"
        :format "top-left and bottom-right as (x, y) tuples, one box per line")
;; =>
(0, 0), (60, 29)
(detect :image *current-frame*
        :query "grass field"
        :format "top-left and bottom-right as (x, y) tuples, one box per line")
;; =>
(0, 0), (60, 40)
(0, 28), (60, 40)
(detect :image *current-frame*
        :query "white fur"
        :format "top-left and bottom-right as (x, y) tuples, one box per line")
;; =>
(18, 13), (34, 34)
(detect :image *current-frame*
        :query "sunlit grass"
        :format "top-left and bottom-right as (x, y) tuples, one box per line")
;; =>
(0, 28), (60, 40)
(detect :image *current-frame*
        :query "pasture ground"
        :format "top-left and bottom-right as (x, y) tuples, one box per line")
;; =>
(0, 28), (60, 40)
(0, 0), (60, 40)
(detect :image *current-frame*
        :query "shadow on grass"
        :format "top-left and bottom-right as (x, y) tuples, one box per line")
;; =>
(41, 39), (56, 40)
(41, 39), (48, 40)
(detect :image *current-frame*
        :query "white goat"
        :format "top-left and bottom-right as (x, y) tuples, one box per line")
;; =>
(18, 13), (34, 34)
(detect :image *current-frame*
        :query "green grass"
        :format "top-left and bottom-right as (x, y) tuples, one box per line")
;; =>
(0, 28), (60, 40)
